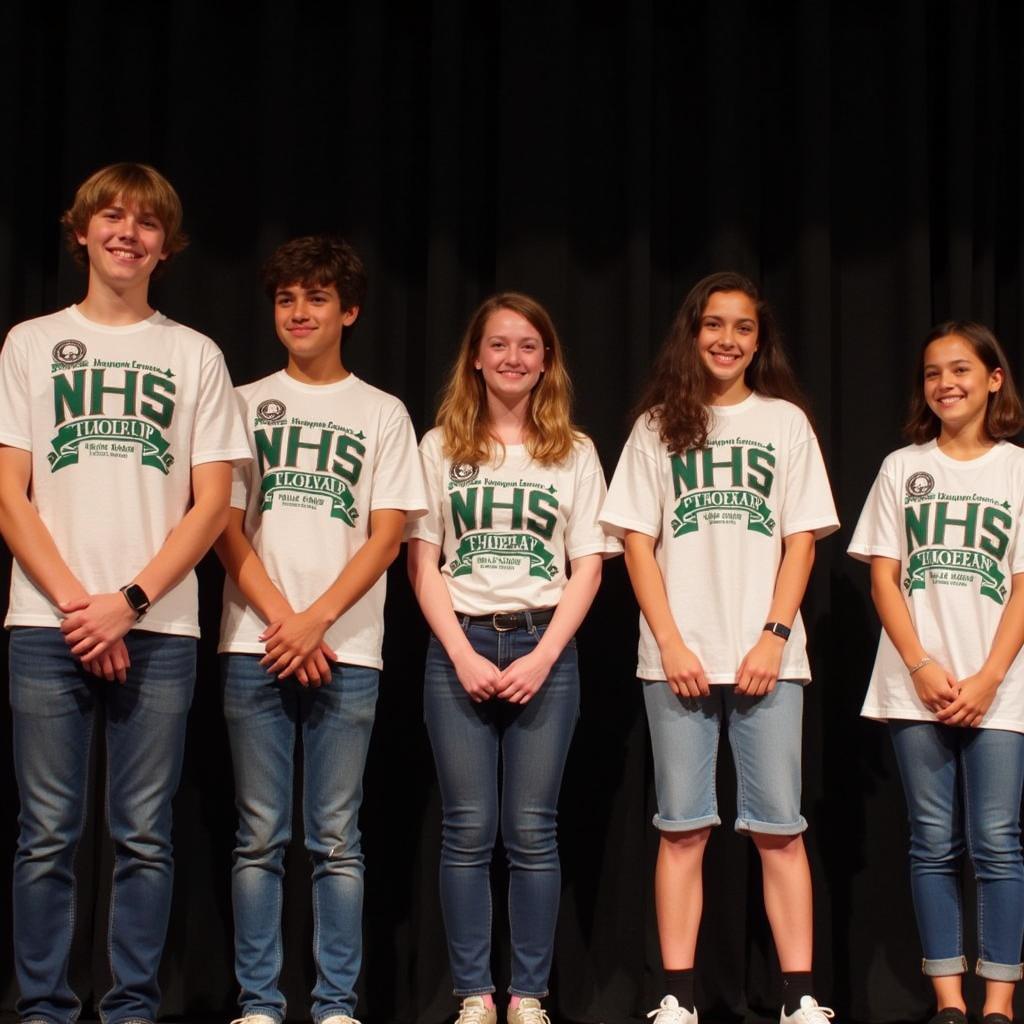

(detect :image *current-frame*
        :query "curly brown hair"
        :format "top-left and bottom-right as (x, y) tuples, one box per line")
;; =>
(261, 235), (367, 311)
(635, 271), (809, 453)
(904, 321), (1024, 443)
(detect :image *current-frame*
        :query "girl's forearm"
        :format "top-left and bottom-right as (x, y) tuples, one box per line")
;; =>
(624, 531), (684, 649)
(870, 556), (928, 668)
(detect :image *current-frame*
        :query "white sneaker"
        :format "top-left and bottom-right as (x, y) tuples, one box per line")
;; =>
(230, 1016), (278, 1024)
(321, 1016), (361, 1024)
(780, 996), (835, 1024)
(647, 995), (698, 1024)
(507, 998), (551, 1024)
(455, 996), (497, 1024)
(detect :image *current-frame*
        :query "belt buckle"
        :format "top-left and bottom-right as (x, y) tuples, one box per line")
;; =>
(491, 612), (517, 632)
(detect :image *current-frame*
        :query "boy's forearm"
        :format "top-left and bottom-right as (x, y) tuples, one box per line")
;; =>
(132, 461), (232, 605)
(214, 510), (292, 624)
(0, 448), (87, 607)
(305, 508), (406, 626)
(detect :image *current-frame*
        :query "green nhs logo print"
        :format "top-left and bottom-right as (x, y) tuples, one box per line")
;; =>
(255, 423), (366, 527)
(448, 484), (561, 580)
(670, 444), (776, 536)
(50, 368), (177, 474)
(904, 498), (1012, 604)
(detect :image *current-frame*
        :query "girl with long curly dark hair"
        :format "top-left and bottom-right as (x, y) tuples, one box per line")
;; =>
(602, 272), (839, 1024)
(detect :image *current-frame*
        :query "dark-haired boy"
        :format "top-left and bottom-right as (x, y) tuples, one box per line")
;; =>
(216, 236), (427, 1024)
(0, 163), (250, 1024)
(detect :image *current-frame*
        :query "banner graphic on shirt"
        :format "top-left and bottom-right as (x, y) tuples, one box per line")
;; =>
(449, 532), (558, 580)
(260, 470), (359, 526)
(672, 489), (775, 537)
(904, 548), (1006, 605)
(48, 418), (173, 474)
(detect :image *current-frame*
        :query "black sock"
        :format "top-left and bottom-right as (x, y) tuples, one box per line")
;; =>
(665, 969), (695, 1011)
(782, 972), (814, 1015)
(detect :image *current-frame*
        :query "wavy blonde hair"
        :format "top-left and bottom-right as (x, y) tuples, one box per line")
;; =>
(437, 292), (579, 466)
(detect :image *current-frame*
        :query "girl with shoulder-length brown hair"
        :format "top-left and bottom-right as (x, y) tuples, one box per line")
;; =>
(850, 320), (1024, 1024)
(904, 320), (1024, 444)
(407, 292), (619, 1024)
(602, 272), (839, 1024)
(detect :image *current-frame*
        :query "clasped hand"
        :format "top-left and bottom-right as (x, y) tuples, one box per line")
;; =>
(912, 661), (998, 727)
(260, 607), (337, 686)
(453, 647), (555, 704)
(59, 594), (135, 684)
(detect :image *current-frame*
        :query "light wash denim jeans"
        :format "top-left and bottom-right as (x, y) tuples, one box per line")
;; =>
(423, 619), (579, 998)
(222, 654), (379, 1023)
(9, 626), (196, 1024)
(643, 679), (808, 834)
(890, 720), (1024, 981)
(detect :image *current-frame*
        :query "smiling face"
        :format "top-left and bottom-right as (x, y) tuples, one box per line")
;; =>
(76, 198), (168, 292)
(474, 307), (546, 407)
(923, 333), (1003, 438)
(274, 281), (358, 377)
(696, 290), (759, 402)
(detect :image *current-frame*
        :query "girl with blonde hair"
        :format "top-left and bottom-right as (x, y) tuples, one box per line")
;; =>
(408, 292), (618, 1024)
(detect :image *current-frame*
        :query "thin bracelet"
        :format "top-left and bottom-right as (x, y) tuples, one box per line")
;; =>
(908, 656), (933, 676)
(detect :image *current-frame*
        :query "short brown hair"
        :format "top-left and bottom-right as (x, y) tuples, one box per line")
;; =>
(904, 321), (1024, 443)
(261, 236), (367, 312)
(61, 163), (188, 270)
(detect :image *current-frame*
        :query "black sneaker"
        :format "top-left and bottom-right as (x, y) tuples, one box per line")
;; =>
(927, 1009), (967, 1024)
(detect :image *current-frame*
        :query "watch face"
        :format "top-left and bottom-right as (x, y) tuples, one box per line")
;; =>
(122, 584), (150, 612)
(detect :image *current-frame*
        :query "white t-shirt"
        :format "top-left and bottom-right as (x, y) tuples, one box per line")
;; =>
(600, 393), (839, 683)
(407, 428), (619, 615)
(218, 371), (428, 670)
(0, 305), (251, 637)
(849, 440), (1024, 732)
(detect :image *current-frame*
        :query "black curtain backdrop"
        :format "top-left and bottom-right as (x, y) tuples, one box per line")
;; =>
(1, 1), (1023, 1022)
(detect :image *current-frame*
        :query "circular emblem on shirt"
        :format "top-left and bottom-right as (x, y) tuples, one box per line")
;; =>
(52, 339), (87, 365)
(449, 462), (479, 485)
(257, 399), (287, 421)
(905, 471), (935, 498)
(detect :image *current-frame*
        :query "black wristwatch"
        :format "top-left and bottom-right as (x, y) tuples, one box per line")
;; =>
(120, 583), (151, 619)
(763, 621), (791, 641)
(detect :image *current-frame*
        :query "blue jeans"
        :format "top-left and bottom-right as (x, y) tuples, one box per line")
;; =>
(9, 626), (196, 1024)
(643, 680), (807, 834)
(223, 654), (379, 1023)
(423, 619), (579, 998)
(889, 721), (1024, 981)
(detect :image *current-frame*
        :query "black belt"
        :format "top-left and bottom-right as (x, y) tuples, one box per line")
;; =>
(459, 608), (556, 632)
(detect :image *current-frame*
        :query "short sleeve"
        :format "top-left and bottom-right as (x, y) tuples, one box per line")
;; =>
(369, 403), (429, 517)
(191, 346), (252, 466)
(0, 331), (32, 451)
(599, 417), (666, 539)
(564, 439), (621, 560)
(848, 458), (902, 563)
(405, 430), (446, 545)
(779, 417), (840, 539)
(228, 389), (255, 510)
(1007, 460), (1024, 576)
